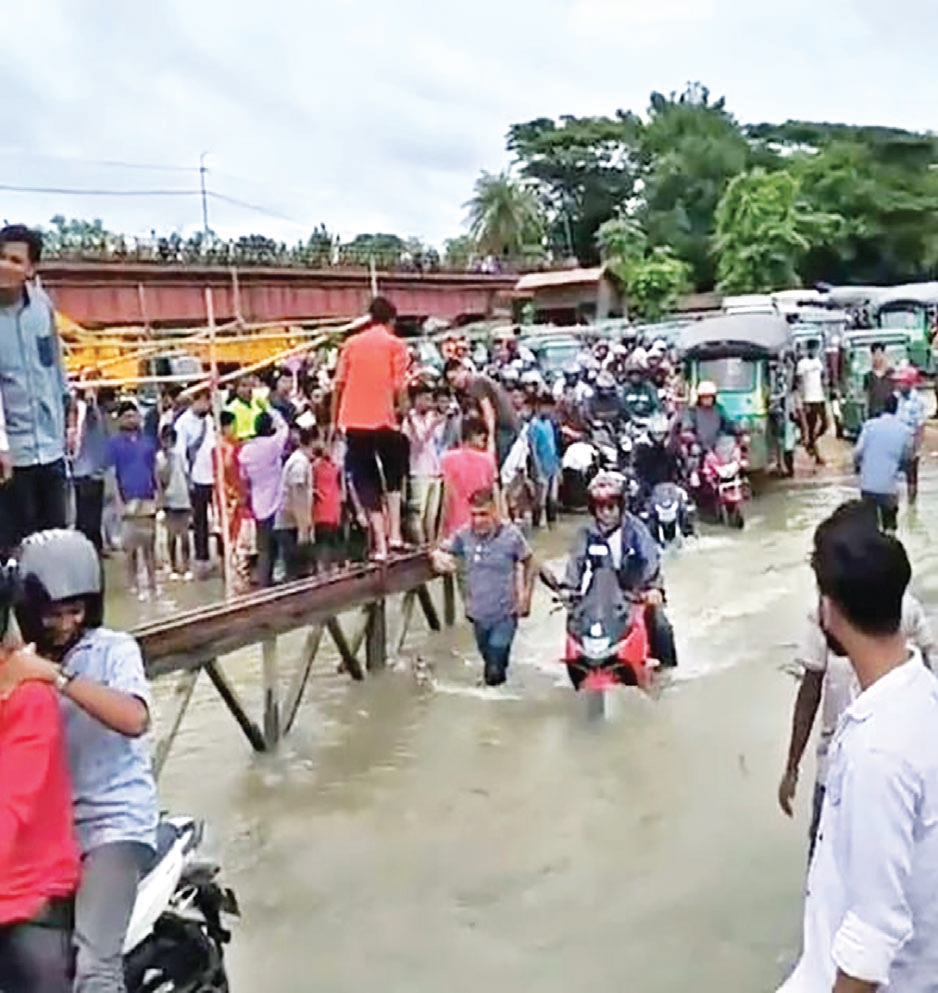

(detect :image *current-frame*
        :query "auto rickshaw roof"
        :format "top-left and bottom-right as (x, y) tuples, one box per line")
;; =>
(842, 328), (910, 346)
(679, 313), (792, 358)
(874, 282), (938, 310)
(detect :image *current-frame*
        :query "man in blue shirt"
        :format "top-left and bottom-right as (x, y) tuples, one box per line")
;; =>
(0, 225), (71, 557)
(854, 394), (912, 534)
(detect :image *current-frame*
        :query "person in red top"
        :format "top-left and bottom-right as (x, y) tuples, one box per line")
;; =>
(440, 416), (497, 539)
(330, 297), (409, 560)
(0, 643), (79, 993)
(312, 435), (344, 573)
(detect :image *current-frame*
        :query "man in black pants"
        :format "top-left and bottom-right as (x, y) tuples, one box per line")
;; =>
(0, 225), (71, 557)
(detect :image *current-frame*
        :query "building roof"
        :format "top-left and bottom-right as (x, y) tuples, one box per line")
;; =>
(514, 267), (609, 292)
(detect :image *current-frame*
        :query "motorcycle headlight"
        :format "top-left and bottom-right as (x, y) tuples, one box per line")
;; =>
(582, 635), (611, 659)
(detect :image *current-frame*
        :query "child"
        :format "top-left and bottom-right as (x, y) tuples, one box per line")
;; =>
(530, 391), (561, 526)
(431, 487), (534, 686)
(156, 424), (192, 579)
(402, 380), (443, 544)
(107, 401), (158, 599)
(312, 435), (344, 573)
(439, 416), (496, 539)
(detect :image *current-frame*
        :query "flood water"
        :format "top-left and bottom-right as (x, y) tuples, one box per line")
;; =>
(132, 444), (938, 992)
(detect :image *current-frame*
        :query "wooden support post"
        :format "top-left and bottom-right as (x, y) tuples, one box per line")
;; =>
(443, 573), (456, 627)
(393, 591), (417, 659)
(152, 670), (199, 778)
(416, 584), (442, 632)
(204, 659), (268, 753)
(283, 624), (324, 735)
(262, 637), (281, 749)
(347, 607), (370, 660)
(366, 598), (387, 672)
(327, 617), (365, 681)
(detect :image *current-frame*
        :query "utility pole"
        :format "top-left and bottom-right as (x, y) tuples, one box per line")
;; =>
(200, 152), (210, 239)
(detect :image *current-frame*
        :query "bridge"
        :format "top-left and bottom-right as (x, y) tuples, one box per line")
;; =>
(38, 260), (517, 329)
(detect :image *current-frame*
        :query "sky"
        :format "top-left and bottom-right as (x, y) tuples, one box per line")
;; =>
(1, 0), (936, 249)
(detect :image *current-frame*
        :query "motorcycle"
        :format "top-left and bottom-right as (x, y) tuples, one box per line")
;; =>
(642, 482), (695, 547)
(124, 815), (239, 992)
(560, 439), (599, 509)
(559, 567), (655, 715)
(701, 435), (747, 530)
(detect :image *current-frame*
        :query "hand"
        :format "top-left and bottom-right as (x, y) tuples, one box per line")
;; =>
(430, 548), (458, 574)
(0, 450), (11, 485)
(778, 766), (798, 817)
(643, 588), (664, 608)
(518, 594), (532, 618)
(0, 644), (59, 699)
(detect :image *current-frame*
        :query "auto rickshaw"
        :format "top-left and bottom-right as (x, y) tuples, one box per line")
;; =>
(831, 329), (910, 439)
(680, 314), (795, 474)
(874, 282), (938, 375)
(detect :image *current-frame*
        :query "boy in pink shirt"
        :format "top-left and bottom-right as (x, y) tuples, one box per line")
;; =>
(440, 416), (496, 539)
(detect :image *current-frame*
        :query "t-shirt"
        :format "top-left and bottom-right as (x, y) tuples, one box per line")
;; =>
(797, 356), (825, 404)
(440, 447), (496, 538)
(156, 449), (191, 511)
(62, 628), (159, 853)
(275, 449), (313, 530)
(108, 432), (157, 502)
(173, 407), (216, 487)
(0, 682), (79, 925)
(446, 523), (531, 623)
(467, 375), (519, 436)
(403, 410), (443, 477)
(313, 456), (342, 526)
(864, 367), (895, 419)
(798, 593), (934, 784)
(335, 324), (408, 431)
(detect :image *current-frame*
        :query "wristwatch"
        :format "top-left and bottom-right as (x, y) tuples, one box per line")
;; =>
(55, 669), (76, 693)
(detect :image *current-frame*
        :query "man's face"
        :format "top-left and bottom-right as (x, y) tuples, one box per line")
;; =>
(0, 240), (33, 292)
(192, 394), (210, 417)
(594, 498), (622, 533)
(447, 368), (469, 392)
(872, 349), (885, 371)
(276, 375), (291, 398)
(436, 393), (451, 414)
(42, 600), (86, 653)
(470, 504), (497, 536)
(414, 391), (432, 414)
(120, 409), (141, 432)
(699, 394), (715, 408)
(236, 379), (253, 401)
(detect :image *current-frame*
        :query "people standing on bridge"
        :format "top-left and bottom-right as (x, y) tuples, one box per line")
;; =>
(9, 529), (158, 993)
(431, 487), (534, 687)
(0, 224), (71, 558)
(796, 340), (828, 465)
(444, 359), (519, 470)
(330, 296), (409, 561)
(894, 363), (926, 507)
(172, 389), (216, 580)
(239, 409), (289, 587)
(108, 402), (158, 600)
(226, 374), (266, 441)
(777, 506), (938, 993)
(777, 501), (934, 856)
(863, 342), (895, 420)
(853, 394), (912, 534)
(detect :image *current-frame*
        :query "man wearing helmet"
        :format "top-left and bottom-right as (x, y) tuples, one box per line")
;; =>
(563, 472), (678, 668)
(7, 530), (158, 993)
(586, 370), (623, 425)
(620, 354), (661, 423)
(682, 380), (737, 452)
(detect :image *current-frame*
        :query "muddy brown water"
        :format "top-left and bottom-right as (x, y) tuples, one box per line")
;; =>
(113, 445), (938, 992)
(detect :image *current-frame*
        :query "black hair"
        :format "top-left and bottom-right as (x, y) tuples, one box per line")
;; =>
(117, 400), (138, 418)
(811, 501), (910, 636)
(470, 487), (496, 509)
(443, 358), (466, 382)
(409, 379), (434, 399)
(871, 342), (885, 353)
(369, 296), (397, 325)
(883, 393), (899, 415)
(220, 409), (236, 429)
(297, 426), (316, 447)
(0, 224), (43, 263)
(462, 415), (488, 443)
(254, 411), (275, 437)
(160, 424), (178, 444)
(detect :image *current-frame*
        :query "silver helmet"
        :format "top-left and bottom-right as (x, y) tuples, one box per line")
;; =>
(18, 529), (102, 602)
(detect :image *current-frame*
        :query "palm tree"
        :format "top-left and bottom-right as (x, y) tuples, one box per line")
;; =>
(465, 171), (545, 260)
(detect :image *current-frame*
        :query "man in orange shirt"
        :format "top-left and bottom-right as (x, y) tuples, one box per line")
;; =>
(330, 297), (409, 560)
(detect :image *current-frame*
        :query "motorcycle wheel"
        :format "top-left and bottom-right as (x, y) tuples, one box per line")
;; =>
(585, 688), (606, 720)
(126, 914), (230, 993)
(727, 505), (745, 530)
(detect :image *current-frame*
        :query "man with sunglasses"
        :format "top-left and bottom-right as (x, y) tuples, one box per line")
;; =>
(563, 471), (678, 668)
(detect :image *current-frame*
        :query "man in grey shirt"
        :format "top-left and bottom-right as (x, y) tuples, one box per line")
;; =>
(0, 225), (70, 556)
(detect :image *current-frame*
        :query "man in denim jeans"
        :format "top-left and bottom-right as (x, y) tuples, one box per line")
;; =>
(432, 488), (534, 686)
(11, 530), (158, 993)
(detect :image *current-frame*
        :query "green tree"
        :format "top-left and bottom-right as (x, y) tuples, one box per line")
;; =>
(465, 170), (546, 260)
(713, 168), (838, 294)
(637, 84), (750, 290)
(507, 114), (639, 263)
(597, 216), (690, 320)
(444, 234), (475, 269)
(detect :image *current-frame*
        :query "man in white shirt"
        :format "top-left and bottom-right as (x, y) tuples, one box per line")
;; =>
(796, 341), (828, 466)
(172, 390), (216, 578)
(778, 502), (938, 993)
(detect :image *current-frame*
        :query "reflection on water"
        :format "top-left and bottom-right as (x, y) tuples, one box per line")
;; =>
(139, 466), (938, 992)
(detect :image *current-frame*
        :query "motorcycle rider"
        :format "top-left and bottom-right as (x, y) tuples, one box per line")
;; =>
(633, 413), (695, 538)
(9, 530), (158, 993)
(620, 354), (661, 423)
(586, 370), (623, 425)
(680, 380), (737, 452)
(563, 472), (678, 667)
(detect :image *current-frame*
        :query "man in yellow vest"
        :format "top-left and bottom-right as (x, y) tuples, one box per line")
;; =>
(225, 375), (267, 441)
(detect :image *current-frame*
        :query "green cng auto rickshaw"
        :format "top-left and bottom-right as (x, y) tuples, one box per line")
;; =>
(874, 282), (938, 375)
(831, 329), (910, 440)
(681, 314), (795, 474)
